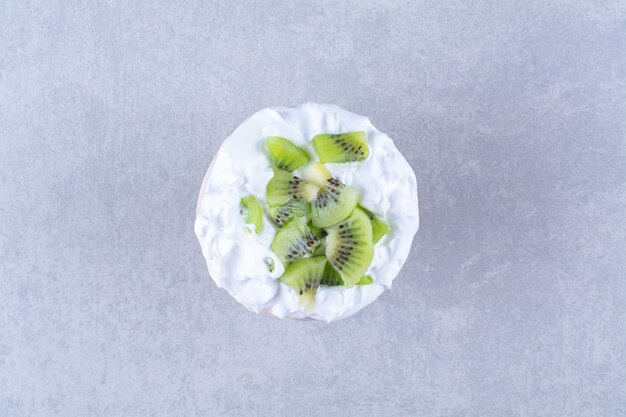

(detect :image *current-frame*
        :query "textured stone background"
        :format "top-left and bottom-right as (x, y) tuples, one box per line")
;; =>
(2, 1), (626, 416)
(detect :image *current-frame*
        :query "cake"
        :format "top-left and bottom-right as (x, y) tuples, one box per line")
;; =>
(195, 103), (419, 321)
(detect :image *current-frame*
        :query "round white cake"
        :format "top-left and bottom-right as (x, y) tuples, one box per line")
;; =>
(194, 103), (419, 321)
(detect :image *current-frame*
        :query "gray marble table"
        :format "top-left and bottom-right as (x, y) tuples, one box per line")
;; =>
(2, 1), (625, 416)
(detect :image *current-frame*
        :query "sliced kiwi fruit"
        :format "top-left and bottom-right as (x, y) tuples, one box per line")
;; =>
(268, 200), (310, 227)
(240, 195), (263, 233)
(304, 163), (359, 228)
(257, 134), (384, 302)
(266, 169), (319, 206)
(280, 256), (326, 311)
(312, 184), (359, 228)
(304, 162), (334, 188)
(357, 204), (391, 244)
(266, 136), (310, 171)
(308, 222), (326, 239)
(320, 262), (343, 286)
(357, 275), (373, 285)
(271, 217), (320, 266)
(320, 264), (373, 286)
(325, 208), (374, 287)
(308, 213), (328, 257)
(312, 131), (369, 163)
(312, 243), (326, 257)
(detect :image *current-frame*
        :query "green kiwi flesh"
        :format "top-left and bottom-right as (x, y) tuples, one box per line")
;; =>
(320, 264), (373, 287)
(266, 169), (319, 206)
(256, 132), (388, 308)
(320, 262), (343, 286)
(357, 275), (373, 285)
(268, 200), (310, 227)
(280, 256), (326, 311)
(312, 243), (326, 257)
(271, 217), (320, 266)
(240, 195), (263, 233)
(312, 131), (369, 163)
(305, 163), (359, 228)
(325, 208), (374, 287)
(311, 182), (359, 228)
(304, 162), (333, 188)
(308, 222), (325, 239)
(357, 204), (391, 244)
(266, 136), (310, 171)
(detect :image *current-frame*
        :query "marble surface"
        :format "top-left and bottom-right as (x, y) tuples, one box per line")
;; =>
(1, 1), (625, 416)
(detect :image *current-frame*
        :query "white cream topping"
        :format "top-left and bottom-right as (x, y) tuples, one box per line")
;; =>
(194, 103), (419, 322)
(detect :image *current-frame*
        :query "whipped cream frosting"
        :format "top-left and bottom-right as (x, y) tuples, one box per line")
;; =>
(194, 103), (419, 322)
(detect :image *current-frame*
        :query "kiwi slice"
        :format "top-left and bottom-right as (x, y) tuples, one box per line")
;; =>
(312, 183), (359, 228)
(312, 131), (369, 163)
(271, 217), (320, 265)
(308, 222), (325, 239)
(311, 226), (327, 257)
(357, 275), (373, 285)
(268, 200), (310, 227)
(320, 264), (373, 286)
(357, 204), (391, 244)
(305, 163), (359, 228)
(304, 162), (334, 188)
(312, 243), (326, 257)
(280, 256), (326, 311)
(240, 195), (263, 233)
(266, 169), (319, 206)
(266, 136), (310, 171)
(320, 262), (343, 286)
(325, 208), (374, 287)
